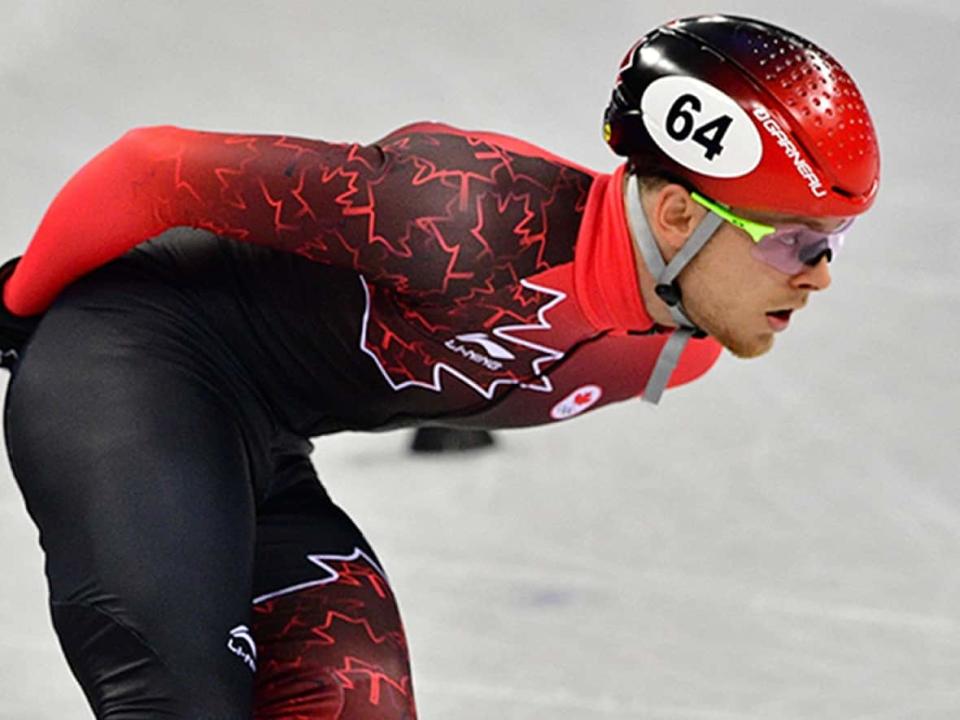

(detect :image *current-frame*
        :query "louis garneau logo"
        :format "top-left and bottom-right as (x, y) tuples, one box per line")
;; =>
(444, 332), (517, 371)
(227, 624), (257, 673)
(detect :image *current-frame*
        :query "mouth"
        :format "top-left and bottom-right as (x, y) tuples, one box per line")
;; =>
(765, 308), (794, 332)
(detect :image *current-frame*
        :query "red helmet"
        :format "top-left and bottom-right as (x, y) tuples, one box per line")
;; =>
(604, 15), (880, 218)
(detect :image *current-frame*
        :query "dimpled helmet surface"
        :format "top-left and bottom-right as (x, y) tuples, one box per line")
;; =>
(604, 15), (880, 217)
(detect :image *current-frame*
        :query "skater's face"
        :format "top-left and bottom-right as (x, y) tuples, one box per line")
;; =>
(638, 182), (847, 358)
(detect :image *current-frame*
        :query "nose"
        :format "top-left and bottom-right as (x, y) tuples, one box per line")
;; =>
(790, 256), (832, 291)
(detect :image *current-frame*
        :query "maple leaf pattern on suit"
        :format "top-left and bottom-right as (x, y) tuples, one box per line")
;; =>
(143, 127), (592, 397)
(252, 555), (415, 719)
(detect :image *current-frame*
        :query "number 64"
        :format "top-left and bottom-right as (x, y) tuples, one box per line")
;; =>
(666, 93), (733, 161)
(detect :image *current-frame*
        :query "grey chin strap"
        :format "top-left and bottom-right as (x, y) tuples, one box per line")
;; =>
(624, 173), (724, 404)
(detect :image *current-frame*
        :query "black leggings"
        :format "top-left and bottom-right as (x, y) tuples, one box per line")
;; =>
(3, 254), (416, 718)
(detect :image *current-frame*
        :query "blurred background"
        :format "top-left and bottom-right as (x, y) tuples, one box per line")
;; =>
(1, 1), (958, 718)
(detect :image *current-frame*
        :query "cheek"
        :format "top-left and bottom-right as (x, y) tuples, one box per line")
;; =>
(685, 234), (752, 299)
(698, 227), (752, 276)
(681, 240), (782, 325)
(706, 232), (784, 298)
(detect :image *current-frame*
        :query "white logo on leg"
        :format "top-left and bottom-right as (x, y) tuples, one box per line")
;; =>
(227, 624), (257, 673)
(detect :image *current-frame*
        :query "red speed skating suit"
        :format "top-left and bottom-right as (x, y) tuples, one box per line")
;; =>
(3, 122), (728, 719)
(6, 122), (722, 427)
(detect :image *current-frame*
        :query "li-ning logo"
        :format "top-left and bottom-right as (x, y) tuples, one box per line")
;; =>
(359, 277), (567, 400)
(752, 106), (828, 198)
(227, 625), (257, 673)
(444, 332), (517, 371)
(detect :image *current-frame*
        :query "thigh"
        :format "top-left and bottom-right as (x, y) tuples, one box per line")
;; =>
(4, 292), (265, 718)
(251, 475), (417, 720)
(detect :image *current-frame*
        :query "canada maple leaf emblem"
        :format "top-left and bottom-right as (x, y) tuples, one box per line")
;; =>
(574, 391), (594, 406)
(358, 277), (566, 399)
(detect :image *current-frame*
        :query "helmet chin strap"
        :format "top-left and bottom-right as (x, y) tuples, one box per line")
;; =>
(624, 173), (724, 404)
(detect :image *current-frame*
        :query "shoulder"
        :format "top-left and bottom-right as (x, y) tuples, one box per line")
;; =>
(376, 121), (599, 179)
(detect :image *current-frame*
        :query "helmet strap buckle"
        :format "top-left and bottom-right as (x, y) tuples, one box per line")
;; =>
(654, 281), (682, 307)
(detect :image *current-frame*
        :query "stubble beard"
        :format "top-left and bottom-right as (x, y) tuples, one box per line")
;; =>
(684, 297), (774, 359)
(719, 329), (774, 359)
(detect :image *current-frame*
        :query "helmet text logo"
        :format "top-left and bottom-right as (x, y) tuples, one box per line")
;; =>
(752, 106), (828, 198)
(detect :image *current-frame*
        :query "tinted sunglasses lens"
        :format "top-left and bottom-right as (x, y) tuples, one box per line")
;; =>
(752, 223), (850, 274)
(751, 229), (809, 273)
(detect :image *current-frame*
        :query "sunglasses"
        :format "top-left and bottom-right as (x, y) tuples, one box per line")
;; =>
(690, 192), (853, 275)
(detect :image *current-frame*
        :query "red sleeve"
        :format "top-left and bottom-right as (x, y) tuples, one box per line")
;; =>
(5, 126), (387, 316)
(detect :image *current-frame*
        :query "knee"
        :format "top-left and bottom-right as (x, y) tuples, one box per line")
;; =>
(252, 552), (416, 719)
